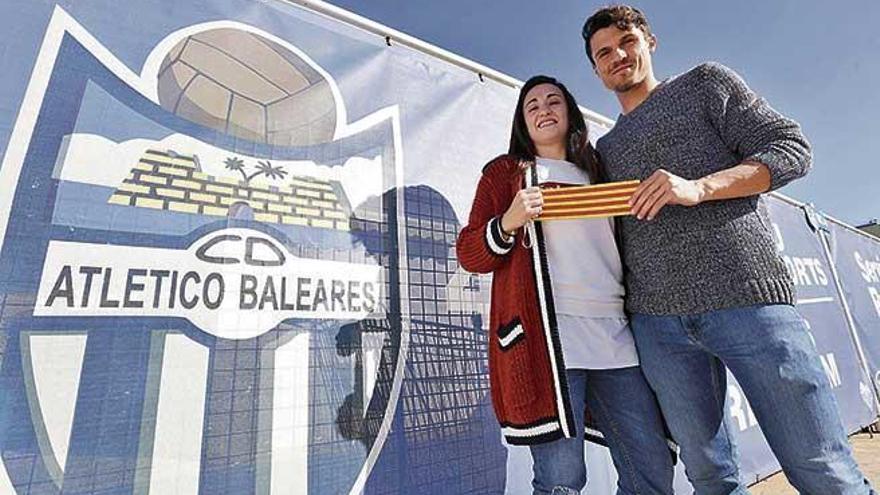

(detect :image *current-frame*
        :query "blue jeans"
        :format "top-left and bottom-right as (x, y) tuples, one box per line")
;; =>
(631, 304), (874, 495)
(529, 367), (674, 495)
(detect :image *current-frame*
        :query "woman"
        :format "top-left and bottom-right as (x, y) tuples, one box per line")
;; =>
(456, 75), (674, 495)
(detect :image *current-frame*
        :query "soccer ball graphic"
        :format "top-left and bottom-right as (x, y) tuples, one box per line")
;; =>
(157, 28), (337, 146)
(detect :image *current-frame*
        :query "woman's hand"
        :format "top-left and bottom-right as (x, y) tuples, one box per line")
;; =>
(501, 187), (543, 235)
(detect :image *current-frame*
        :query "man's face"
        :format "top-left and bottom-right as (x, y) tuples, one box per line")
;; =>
(589, 24), (656, 93)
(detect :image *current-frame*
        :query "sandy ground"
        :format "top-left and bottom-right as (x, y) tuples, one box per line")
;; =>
(750, 430), (880, 494)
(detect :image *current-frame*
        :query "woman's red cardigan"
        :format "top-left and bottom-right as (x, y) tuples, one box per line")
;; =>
(456, 154), (577, 445)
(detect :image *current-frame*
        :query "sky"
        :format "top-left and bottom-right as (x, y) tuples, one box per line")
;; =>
(329, 0), (880, 226)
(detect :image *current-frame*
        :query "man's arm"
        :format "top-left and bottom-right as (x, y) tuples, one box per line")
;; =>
(697, 160), (771, 200)
(631, 160), (770, 220)
(631, 62), (810, 220)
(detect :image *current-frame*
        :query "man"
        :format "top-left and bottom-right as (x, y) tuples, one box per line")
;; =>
(582, 5), (874, 494)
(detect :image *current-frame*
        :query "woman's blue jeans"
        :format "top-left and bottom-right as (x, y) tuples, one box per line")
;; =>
(529, 366), (675, 495)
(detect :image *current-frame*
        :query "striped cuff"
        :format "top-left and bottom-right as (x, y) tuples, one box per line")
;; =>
(501, 419), (562, 445)
(485, 216), (514, 256)
(585, 425), (607, 447)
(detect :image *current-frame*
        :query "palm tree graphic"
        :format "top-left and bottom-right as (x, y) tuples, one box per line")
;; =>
(224, 156), (288, 183)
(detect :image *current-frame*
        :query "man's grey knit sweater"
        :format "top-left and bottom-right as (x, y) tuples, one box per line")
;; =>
(596, 62), (811, 315)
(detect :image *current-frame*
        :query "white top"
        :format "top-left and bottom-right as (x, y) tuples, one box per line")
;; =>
(536, 156), (638, 369)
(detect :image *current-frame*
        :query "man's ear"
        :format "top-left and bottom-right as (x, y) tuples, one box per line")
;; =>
(648, 33), (658, 52)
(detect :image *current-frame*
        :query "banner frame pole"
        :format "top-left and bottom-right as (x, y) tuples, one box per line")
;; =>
(817, 226), (880, 417)
(277, 0), (616, 129)
(774, 190), (880, 243)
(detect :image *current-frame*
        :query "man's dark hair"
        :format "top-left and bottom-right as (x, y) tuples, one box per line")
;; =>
(508, 75), (602, 183)
(581, 5), (653, 66)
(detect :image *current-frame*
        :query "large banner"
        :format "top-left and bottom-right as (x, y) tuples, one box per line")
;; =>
(0, 1), (877, 495)
(824, 220), (880, 409)
(0, 2), (514, 494)
(721, 197), (879, 485)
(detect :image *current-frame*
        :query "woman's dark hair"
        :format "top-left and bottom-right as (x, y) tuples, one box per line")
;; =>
(508, 75), (602, 183)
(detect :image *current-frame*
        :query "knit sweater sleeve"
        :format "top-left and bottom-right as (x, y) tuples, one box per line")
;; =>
(456, 159), (516, 274)
(699, 62), (812, 190)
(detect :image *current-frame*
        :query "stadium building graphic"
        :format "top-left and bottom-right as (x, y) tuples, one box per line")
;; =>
(106, 148), (353, 230)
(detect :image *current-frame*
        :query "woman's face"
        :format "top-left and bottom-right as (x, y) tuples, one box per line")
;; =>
(523, 83), (569, 150)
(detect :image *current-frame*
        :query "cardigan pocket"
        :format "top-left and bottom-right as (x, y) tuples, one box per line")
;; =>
(497, 317), (525, 351)
(495, 317), (536, 410)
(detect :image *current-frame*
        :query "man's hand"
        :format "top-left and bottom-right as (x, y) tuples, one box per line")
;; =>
(630, 162), (772, 220)
(629, 169), (706, 220)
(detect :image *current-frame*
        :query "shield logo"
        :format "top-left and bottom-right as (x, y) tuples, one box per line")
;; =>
(0, 8), (409, 494)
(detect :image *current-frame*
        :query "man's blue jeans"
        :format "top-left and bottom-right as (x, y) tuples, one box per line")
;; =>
(529, 367), (674, 495)
(631, 303), (874, 495)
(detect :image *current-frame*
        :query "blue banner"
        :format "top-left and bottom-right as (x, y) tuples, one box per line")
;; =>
(723, 197), (878, 485)
(824, 220), (880, 410)
(0, 2), (515, 494)
(0, 1), (877, 494)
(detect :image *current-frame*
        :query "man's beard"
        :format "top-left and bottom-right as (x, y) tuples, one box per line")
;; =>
(612, 71), (643, 93)
(614, 80), (640, 93)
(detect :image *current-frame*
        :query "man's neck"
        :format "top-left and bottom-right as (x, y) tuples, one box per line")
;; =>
(617, 74), (660, 115)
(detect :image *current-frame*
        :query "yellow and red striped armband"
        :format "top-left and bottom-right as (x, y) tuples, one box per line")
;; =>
(538, 180), (639, 221)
